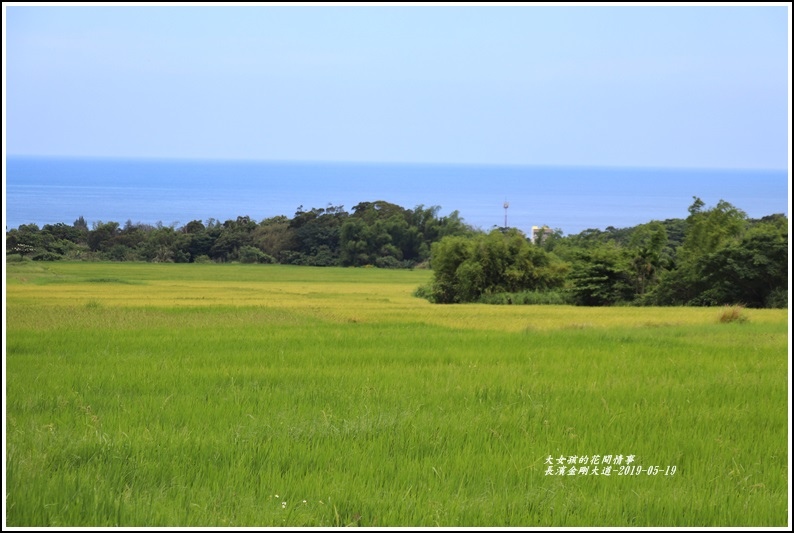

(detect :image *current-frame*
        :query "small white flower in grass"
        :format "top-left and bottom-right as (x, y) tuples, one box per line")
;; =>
(274, 494), (279, 499)
(303, 500), (307, 504)
(282, 501), (287, 508)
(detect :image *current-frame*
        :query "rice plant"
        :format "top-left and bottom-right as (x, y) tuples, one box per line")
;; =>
(5, 262), (789, 526)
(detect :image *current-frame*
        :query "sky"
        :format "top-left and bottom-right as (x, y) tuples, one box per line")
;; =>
(3, 3), (791, 170)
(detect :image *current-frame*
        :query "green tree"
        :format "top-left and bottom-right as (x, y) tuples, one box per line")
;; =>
(87, 221), (120, 252)
(627, 221), (668, 296)
(691, 217), (788, 307)
(251, 216), (294, 261)
(340, 201), (418, 266)
(339, 217), (373, 266)
(288, 205), (348, 265)
(6, 224), (42, 258)
(238, 245), (275, 264)
(207, 216), (257, 262)
(139, 226), (179, 262)
(426, 235), (473, 303)
(567, 244), (635, 306)
(424, 229), (567, 303)
(652, 198), (752, 306)
(678, 197), (747, 263)
(73, 216), (89, 233)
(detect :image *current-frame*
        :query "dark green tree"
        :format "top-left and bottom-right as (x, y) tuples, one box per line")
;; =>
(627, 221), (668, 296)
(652, 198), (751, 306)
(690, 217), (788, 307)
(287, 205), (347, 265)
(6, 224), (42, 258)
(678, 197), (747, 263)
(87, 221), (120, 253)
(567, 244), (635, 306)
(251, 216), (294, 261)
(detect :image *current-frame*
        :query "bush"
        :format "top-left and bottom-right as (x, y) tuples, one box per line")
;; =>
(375, 256), (402, 269)
(427, 229), (568, 303)
(413, 283), (436, 302)
(31, 251), (63, 261)
(718, 304), (748, 323)
(479, 290), (573, 305)
(238, 245), (275, 264)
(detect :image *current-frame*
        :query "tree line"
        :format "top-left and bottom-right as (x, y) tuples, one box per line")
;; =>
(418, 197), (787, 308)
(6, 197), (788, 308)
(5, 201), (472, 268)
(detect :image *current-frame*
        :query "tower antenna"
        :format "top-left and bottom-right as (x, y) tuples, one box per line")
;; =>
(503, 200), (510, 229)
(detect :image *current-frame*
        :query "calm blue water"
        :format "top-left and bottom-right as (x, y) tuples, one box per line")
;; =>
(4, 156), (789, 236)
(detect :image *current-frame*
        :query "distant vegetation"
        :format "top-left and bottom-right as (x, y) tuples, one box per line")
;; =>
(6, 197), (788, 308)
(6, 201), (471, 267)
(418, 197), (787, 309)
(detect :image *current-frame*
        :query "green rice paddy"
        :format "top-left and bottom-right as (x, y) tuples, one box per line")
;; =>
(4, 262), (790, 526)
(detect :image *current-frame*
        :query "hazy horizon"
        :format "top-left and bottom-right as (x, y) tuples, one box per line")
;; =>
(5, 153), (789, 174)
(5, 5), (790, 171)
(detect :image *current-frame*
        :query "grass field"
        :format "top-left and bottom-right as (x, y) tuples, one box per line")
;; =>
(4, 261), (790, 527)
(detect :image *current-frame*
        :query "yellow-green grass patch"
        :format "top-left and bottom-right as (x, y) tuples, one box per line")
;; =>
(5, 262), (789, 526)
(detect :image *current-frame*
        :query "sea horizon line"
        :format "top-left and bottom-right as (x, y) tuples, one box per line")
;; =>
(5, 153), (788, 175)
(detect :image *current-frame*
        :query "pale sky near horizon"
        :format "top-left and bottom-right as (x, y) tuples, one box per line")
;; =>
(3, 3), (791, 170)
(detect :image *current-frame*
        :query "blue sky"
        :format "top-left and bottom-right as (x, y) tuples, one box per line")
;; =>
(4, 4), (791, 170)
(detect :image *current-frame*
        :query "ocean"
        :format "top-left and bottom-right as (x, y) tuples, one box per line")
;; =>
(3, 156), (789, 236)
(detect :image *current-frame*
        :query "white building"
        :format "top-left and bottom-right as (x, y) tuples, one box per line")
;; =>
(531, 225), (554, 244)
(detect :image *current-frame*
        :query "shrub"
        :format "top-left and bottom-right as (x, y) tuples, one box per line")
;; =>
(31, 251), (63, 261)
(764, 287), (788, 309)
(375, 256), (402, 269)
(479, 289), (573, 305)
(427, 229), (567, 303)
(238, 245), (275, 264)
(413, 283), (436, 303)
(719, 304), (748, 323)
